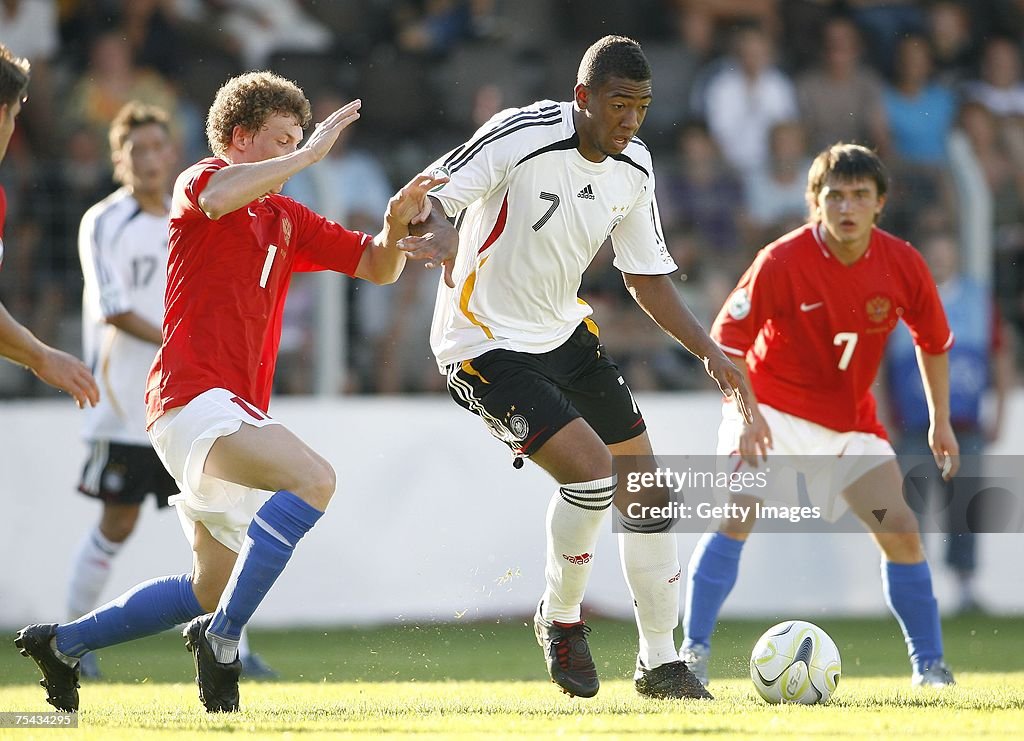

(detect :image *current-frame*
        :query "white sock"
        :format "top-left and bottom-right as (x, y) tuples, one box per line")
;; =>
(67, 527), (122, 619)
(541, 476), (616, 624)
(618, 528), (681, 669)
(207, 632), (240, 664)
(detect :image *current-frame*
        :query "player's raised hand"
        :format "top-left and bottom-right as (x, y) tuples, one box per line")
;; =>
(302, 100), (362, 163)
(398, 186), (460, 288)
(32, 347), (100, 409)
(930, 419), (960, 481)
(386, 172), (449, 225)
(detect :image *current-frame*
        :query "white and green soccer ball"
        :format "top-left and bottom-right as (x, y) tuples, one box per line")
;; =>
(750, 620), (841, 704)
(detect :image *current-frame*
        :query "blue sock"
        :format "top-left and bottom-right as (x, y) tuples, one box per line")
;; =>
(881, 559), (944, 670)
(55, 574), (202, 657)
(208, 490), (323, 644)
(682, 532), (745, 649)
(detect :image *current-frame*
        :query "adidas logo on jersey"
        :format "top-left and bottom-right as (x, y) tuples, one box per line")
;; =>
(577, 184), (595, 200)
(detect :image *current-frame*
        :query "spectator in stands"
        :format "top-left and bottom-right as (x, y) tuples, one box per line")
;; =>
(214, 0), (333, 71)
(957, 101), (1024, 250)
(703, 22), (798, 171)
(880, 34), (957, 167)
(283, 91), (433, 394)
(14, 125), (111, 360)
(957, 97), (1024, 339)
(963, 36), (1024, 119)
(878, 33), (957, 237)
(743, 120), (812, 247)
(926, 0), (978, 86)
(796, 15), (886, 153)
(393, 0), (472, 58)
(660, 120), (746, 258)
(65, 32), (180, 155)
(0, 0), (60, 156)
(846, 0), (926, 77)
(637, 6), (718, 147)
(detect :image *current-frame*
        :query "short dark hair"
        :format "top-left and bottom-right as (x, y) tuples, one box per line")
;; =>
(805, 143), (888, 219)
(109, 101), (171, 152)
(577, 35), (651, 89)
(0, 44), (30, 108)
(206, 71), (311, 157)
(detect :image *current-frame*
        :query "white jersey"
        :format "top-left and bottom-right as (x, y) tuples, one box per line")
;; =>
(427, 100), (676, 368)
(79, 188), (168, 445)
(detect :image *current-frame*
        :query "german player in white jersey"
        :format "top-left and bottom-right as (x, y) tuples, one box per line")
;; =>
(680, 143), (959, 689)
(72, 104), (178, 681)
(410, 35), (753, 700)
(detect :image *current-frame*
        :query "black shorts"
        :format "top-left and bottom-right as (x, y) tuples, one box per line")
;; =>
(446, 321), (646, 457)
(78, 441), (178, 508)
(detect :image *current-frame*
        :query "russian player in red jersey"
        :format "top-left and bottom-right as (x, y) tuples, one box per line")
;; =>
(681, 144), (959, 689)
(16, 70), (449, 713)
(0, 43), (98, 408)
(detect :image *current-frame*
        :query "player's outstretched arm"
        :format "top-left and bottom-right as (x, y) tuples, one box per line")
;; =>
(356, 173), (450, 285)
(0, 301), (99, 408)
(401, 195), (459, 288)
(622, 272), (754, 423)
(199, 100), (362, 220)
(915, 347), (960, 480)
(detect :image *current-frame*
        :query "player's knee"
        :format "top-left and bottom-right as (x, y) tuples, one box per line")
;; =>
(100, 509), (140, 542)
(292, 457), (336, 511)
(882, 506), (922, 536)
(877, 530), (924, 562)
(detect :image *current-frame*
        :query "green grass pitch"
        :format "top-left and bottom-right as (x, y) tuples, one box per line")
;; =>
(1, 614), (1021, 739)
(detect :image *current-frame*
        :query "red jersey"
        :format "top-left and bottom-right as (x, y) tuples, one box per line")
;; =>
(712, 224), (952, 437)
(145, 158), (370, 425)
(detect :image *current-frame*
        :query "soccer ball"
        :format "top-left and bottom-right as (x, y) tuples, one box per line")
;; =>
(750, 620), (841, 704)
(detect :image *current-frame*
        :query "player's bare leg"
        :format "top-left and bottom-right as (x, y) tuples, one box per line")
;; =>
(183, 422), (335, 710)
(204, 423), (336, 511)
(843, 461), (954, 687)
(842, 460), (924, 562)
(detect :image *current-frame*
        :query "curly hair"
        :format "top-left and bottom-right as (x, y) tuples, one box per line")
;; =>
(0, 43), (30, 108)
(205, 71), (312, 157)
(577, 35), (650, 89)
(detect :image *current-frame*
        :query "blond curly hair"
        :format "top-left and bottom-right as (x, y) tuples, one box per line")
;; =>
(205, 71), (311, 158)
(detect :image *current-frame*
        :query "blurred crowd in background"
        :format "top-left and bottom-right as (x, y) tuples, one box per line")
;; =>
(1, 0), (1022, 398)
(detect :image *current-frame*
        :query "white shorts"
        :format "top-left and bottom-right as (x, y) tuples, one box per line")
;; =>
(148, 388), (280, 552)
(717, 403), (895, 522)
